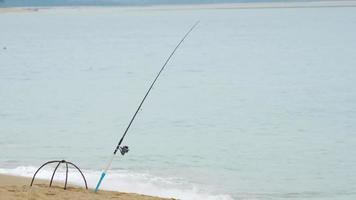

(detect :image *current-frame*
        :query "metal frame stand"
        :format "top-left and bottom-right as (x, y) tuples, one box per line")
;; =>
(30, 160), (88, 190)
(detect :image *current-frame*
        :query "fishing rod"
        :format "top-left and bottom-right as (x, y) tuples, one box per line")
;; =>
(94, 21), (200, 192)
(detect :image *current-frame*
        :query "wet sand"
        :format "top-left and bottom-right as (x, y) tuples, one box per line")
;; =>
(0, 174), (172, 200)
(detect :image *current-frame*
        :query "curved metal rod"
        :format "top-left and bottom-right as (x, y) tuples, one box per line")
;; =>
(67, 162), (88, 189)
(64, 162), (69, 190)
(49, 161), (62, 187)
(30, 160), (61, 187)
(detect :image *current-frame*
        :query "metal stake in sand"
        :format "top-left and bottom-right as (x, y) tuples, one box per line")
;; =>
(94, 21), (200, 192)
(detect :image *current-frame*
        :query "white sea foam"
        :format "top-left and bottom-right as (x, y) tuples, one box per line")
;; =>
(0, 166), (233, 200)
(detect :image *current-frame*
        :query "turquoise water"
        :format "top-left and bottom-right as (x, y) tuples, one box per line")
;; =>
(1, 5), (356, 200)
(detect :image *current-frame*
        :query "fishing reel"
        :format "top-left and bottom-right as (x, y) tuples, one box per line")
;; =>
(119, 145), (129, 155)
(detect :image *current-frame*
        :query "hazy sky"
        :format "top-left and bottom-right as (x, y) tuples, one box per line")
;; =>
(0, 0), (309, 7)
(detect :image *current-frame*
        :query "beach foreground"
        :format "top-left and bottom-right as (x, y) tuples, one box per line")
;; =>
(0, 174), (171, 200)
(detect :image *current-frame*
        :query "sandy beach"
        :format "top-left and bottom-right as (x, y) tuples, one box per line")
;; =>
(0, 174), (171, 200)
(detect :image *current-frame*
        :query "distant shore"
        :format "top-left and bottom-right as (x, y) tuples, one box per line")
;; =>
(0, 174), (171, 200)
(1, 0), (356, 13)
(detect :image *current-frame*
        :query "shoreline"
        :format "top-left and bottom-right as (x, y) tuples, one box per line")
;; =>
(1, 0), (356, 13)
(0, 174), (171, 200)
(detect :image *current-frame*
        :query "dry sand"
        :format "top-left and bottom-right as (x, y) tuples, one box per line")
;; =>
(0, 174), (172, 200)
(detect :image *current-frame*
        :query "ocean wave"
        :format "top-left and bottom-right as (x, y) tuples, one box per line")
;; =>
(0, 166), (233, 200)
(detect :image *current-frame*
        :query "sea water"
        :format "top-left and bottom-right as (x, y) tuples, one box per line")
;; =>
(1, 5), (356, 200)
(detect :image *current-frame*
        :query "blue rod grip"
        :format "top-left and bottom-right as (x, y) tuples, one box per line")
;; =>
(94, 172), (106, 192)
